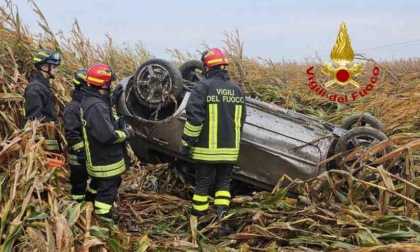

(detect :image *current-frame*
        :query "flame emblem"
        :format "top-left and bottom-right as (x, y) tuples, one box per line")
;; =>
(322, 22), (363, 88)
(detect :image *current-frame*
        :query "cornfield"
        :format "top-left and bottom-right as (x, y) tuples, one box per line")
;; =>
(0, 0), (419, 251)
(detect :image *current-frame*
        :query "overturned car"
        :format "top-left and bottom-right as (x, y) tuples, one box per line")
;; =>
(116, 59), (390, 190)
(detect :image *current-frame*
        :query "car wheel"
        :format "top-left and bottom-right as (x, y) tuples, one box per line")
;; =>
(133, 58), (183, 109)
(179, 60), (205, 81)
(179, 60), (205, 90)
(341, 114), (385, 133)
(334, 127), (390, 170)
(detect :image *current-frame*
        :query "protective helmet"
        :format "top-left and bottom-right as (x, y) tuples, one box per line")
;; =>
(33, 49), (61, 67)
(72, 69), (87, 89)
(86, 64), (113, 87)
(201, 48), (228, 67)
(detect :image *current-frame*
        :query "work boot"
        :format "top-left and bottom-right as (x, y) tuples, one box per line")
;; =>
(85, 191), (96, 204)
(75, 198), (84, 203)
(215, 206), (233, 237)
(190, 208), (207, 218)
(96, 211), (121, 225)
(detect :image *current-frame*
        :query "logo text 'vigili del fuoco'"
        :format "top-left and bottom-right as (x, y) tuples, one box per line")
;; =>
(306, 22), (380, 103)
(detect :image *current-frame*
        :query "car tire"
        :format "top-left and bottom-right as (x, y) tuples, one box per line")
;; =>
(341, 114), (385, 133)
(179, 60), (205, 82)
(334, 127), (390, 170)
(179, 60), (205, 92)
(133, 58), (183, 109)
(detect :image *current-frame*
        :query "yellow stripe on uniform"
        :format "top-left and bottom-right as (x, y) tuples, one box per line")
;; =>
(95, 201), (112, 214)
(71, 141), (84, 151)
(191, 154), (238, 161)
(81, 108), (92, 167)
(215, 190), (230, 206)
(87, 185), (97, 194)
(215, 191), (231, 198)
(192, 194), (208, 202)
(185, 121), (203, 131)
(38, 51), (50, 57)
(214, 199), (230, 206)
(181, 140), (189, 147)
(235, 105), (243, 149)
(95, 201), (112, 210)
(193, 203), (209, 211)
(77, 73), (87, 79)
(72, 78), (81, 85)
(67, 153), (81, 166)
(192, 147), (239, 154)
(214, 104), (218, 149)
(183, 121), (202, 137)
(95, 208), (110, 214)
(208, 104), (218, 149)
(183, 128), (200, 137)
(87, 159), (126, 178)
(192, 194), (209, 211)
(72, 195), (85, 200)
(113, 130), (126, 143)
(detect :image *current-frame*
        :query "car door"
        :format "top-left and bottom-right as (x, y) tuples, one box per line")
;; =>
(233, 99), (328, 188)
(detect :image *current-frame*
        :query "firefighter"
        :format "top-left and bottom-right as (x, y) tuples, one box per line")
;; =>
(63, 70), (97, 202)
(23, 49), (61, 152)
(81, 64), (134, 222)
(180, 48), (246, 235)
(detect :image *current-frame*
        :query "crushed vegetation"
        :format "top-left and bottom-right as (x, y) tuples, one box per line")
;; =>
(0, 0), (419, 251)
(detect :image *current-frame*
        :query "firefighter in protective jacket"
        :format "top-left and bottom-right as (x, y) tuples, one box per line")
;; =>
(180, 48), (246, 235)
(23, 49), (61, 152)
(81, 64), (134, 221)
(63, 70), (97, 202)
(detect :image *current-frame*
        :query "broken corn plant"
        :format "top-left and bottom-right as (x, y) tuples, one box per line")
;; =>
(0, 0), (419, 250)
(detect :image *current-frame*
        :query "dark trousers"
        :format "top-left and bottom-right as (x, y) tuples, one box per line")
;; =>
(192, 163), (233, 213)
(69, 164), (88, 199)
(94, 176), (122, 215)
(194, 163), (233, 195)
(70, 164), (98, 202)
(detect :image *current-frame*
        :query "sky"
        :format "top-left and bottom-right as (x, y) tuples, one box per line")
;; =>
(6, 0), (420, 62)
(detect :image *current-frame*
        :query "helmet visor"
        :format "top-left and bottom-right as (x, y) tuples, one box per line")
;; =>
(48, 53), (61, 65)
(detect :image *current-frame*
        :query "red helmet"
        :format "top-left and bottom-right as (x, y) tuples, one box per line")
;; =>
(86, 64), (113, 87)
(201, 48), (228, 67)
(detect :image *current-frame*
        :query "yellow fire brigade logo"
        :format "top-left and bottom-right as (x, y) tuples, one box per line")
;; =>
(306, 22), (380, 103)
(321, 22), (363, 88)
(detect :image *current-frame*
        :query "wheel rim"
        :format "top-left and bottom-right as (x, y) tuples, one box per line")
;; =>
(134, 64), (172, 105)
(340, 135), (386, 170)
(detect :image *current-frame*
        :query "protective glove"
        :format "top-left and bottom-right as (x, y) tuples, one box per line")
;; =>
(180, 145), (191, 156)
(122, 128), (135, 141)
(117, 115), (127, 130)
(111, 84), (124, 105)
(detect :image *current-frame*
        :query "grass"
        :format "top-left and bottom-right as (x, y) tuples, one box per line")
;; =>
(0, 0), (419, 251)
